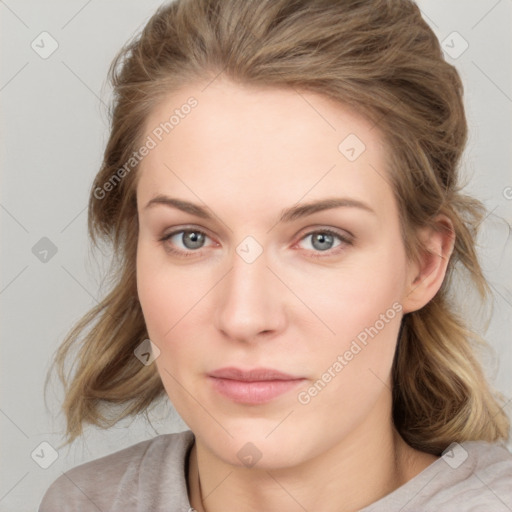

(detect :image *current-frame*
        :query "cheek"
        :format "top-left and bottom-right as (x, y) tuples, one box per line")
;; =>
(312, 245), (407, 342)
(298, 260), (404, 430)
(136, 248), (199, 406)
(299, 238), (406, 404)
(136, 243), (214, 371)
(136, 237), (191, 321)
(136, 244), (185, 342)
(137, 268), (172, 339)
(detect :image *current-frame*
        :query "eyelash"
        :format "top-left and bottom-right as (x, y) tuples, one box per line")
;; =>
(159, 227), (353, 259)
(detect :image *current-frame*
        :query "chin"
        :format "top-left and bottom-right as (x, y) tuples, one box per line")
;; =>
(197, 424), (310, 471)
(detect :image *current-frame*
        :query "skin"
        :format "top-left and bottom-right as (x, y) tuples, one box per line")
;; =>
(135, 76), (455, 512)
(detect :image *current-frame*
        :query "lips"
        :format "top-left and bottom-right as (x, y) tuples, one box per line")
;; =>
(208, 367), (305, 404)
(208, 367), (301, 382)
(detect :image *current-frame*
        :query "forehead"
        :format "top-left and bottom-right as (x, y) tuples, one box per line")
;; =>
(136, 77), (393, 219)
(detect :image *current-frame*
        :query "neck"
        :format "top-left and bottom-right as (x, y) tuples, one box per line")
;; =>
(187, 399), (438, 512)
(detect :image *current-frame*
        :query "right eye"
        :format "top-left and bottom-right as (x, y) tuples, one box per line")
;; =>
(159, 228), (216, 257)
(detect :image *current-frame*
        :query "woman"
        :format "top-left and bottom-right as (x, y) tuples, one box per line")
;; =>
(39, 0), (512, 510)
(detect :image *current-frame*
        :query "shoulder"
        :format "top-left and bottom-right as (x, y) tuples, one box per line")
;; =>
(38, 429), (195, 512)
(437, 440), (512, 507)
(364, 440), (512, 512)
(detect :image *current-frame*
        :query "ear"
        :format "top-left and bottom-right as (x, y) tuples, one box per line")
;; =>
(401, 214), (455, 314)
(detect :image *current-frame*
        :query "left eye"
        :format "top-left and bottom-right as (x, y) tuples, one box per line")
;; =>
(297, 230), (348, 253)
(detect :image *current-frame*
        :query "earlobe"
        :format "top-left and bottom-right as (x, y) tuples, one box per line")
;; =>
(402, 215), (455, 314)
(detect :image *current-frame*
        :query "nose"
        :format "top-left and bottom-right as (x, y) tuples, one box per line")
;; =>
(214, 246), (286, 344)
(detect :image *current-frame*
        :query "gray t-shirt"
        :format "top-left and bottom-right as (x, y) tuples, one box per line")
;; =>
(38, 430), (512, 511)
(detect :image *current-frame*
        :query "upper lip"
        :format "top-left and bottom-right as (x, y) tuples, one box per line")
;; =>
(208, 367), (302, 382)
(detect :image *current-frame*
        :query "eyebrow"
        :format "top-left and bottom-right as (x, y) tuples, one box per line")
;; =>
(144, 195), (376, 222)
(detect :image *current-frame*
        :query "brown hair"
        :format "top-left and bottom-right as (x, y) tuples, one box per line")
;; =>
(45, 0), (510, 453)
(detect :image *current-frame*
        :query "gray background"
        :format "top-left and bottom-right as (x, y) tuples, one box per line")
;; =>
(1, 1), (511, 510)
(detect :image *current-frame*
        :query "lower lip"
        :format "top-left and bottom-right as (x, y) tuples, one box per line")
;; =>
(208, 377), (305, 404)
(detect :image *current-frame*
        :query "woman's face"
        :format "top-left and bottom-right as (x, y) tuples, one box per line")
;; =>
(136, 77), (418, 469)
